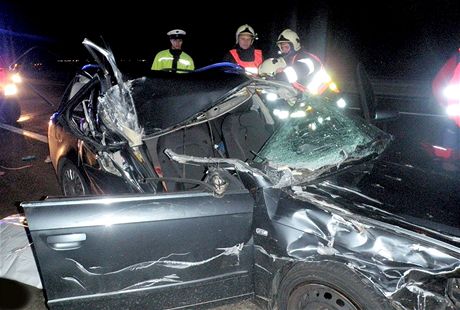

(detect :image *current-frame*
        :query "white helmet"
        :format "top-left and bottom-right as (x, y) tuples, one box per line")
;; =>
(258, 57), (287, 77)
(277, 29), (301, 51)
(235, 24), (256, 44)
(167, 29), (186, 39)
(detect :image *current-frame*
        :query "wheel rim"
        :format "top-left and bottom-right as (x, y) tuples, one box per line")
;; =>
(288, 283), (359, 310)
(62, 167), (86, 196)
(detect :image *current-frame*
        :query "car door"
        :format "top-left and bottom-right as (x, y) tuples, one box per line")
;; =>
(23, 181), (254, 309)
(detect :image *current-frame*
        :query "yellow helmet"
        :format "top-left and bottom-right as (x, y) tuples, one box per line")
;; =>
(277, 29), (301, 52)
(235, 24), (256, 44)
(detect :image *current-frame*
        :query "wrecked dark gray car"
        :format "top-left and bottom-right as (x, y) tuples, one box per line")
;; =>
(21, 40), (460, 309)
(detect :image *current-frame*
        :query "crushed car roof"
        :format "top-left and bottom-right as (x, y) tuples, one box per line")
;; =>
(131, 68), (250, 134)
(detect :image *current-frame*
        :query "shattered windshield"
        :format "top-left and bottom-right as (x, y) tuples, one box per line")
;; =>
(256, 96), (391, 172)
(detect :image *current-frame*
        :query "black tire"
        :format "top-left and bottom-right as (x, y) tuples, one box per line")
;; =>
(0, 98), (21, 124)
(277, 261), (392, 310)
(59, 160), (90, 196)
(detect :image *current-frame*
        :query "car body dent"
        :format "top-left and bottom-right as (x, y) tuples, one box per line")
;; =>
(22, 185), (255, 309)
(59, 242), (245, 292)
(251, 175), (460, 309)
(167, 148), (460, 308)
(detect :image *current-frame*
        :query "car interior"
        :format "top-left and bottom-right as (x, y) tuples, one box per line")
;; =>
(148, 96), (276, 192)
(64, 68), (282, 193)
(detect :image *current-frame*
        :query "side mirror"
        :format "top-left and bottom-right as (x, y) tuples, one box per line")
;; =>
(356, 62), (399, 127)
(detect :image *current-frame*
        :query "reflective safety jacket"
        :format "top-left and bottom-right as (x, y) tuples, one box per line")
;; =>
(229, 48), (263, 75)
(151, 49), (195, 72)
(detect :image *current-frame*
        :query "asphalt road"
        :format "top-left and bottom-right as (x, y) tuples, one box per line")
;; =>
(0, 85), (61, 218)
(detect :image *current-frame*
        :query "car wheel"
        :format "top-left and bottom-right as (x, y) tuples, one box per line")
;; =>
(0, 98), (21, 124)
(277, 261), (392, 310)
(59, 160), (89, 196)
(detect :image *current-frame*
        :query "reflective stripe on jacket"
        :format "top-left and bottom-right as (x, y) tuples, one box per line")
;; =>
(229, 49), (263, 74)
(151, 49), (195, 72)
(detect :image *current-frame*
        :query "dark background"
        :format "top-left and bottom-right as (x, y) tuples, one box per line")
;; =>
(1, 0), (459, 82)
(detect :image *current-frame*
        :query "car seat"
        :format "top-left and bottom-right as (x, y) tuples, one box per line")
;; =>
(156, 124), (214, 191)
(221, 107), (273, 162)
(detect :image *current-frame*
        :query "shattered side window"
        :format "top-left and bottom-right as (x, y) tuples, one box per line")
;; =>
(257, 99), (388, 171)
(68, 74), (91, 100)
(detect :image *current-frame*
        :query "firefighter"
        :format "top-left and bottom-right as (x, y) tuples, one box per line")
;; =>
(274, 29), (335, 94)
(151, 29), (195, 72)
(223, 24), (263, 75)
(276, 29), (322, 71)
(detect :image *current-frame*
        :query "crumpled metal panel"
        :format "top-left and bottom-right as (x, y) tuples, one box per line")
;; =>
(82, 39), (143, 147)
(255, 186), (460, 309)
(98, 80), (143, 147)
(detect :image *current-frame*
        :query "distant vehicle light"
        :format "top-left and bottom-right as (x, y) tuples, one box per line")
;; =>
(4, 83), (18, 96)
(446, 104), (460, 116)
(17, 115), (32, 122)
(443, 84), (460, 100)
(11, 73), (22, 83)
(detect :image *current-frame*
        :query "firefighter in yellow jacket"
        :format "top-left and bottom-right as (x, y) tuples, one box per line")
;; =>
(151, 29), (195, 72)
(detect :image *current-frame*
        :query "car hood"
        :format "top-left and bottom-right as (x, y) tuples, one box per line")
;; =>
(297, 159), (460, 243)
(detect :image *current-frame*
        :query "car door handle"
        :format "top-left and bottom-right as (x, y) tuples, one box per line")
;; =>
(46, 233), (86, 251)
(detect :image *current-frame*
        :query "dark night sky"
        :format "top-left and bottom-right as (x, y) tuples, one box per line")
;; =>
(1, 0), (460, 81)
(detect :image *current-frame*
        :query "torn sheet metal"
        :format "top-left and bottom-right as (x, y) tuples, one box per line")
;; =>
(0, 214), (42, 289)
(82, 38), (143, 147)
(165, 149), (272, 187)
(97, 80), (143, 147)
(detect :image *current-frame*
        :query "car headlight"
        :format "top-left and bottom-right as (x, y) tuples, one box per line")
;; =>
(10, 73), (22, 84)
(4, 83), (18, 96)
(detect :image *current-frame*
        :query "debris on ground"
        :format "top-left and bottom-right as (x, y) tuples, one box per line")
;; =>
(21, 155), (36, 162)
(0, 165), (32, 170)
(44, 156), (51, 163)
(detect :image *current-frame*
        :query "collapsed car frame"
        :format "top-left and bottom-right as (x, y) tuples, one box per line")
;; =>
(20, 40), (460, 309)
